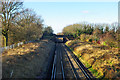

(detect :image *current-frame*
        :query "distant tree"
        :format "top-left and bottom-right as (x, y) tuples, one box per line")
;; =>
(99, 26), (104, 34)
(43, 26), (53, 36)
(111, 22), (118, 32)
(63, 23), (94, 38)
(85, 25), (94, 35)
(105, 26), (109, 33)
(92, 26), (102, 38)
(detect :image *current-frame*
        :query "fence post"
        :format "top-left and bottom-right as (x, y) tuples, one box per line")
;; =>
(1, 39), (34, 52)
(17, 43), (19, 47)
(9, 45), (12, 49)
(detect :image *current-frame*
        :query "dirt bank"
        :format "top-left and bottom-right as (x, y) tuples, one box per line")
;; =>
(2, 39), (55, 79)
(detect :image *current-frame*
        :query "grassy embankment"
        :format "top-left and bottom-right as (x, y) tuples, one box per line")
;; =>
(65, 40), (120, 79)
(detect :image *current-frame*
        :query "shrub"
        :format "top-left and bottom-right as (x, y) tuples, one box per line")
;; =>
(107, 41), (117, 48)
(80, 34), (86, 41)
(89, 39), (92, 42)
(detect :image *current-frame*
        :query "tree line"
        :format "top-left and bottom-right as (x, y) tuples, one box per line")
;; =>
(1, 0), (53, 47)
(63, 22), (119, 48)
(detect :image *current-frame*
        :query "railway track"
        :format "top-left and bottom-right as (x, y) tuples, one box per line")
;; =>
(51, 43), (94, 80)
(63, 44), (94, 80)
(51, 43), (65, 80)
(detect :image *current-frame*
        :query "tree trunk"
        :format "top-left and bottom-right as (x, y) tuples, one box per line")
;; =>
(3, 30), (8, 47)
(5, 33), (8, 46)
(3, 36), (6, 47)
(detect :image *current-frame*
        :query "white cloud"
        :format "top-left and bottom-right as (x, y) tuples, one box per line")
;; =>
(81, 10), (89, 13)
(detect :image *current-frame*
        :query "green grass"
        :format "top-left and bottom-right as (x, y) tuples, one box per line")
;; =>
(77, 53), (81, 58)
(89, 67), (102, 78)
(85, 62), (91, 68)
(89, 68), (97, 74)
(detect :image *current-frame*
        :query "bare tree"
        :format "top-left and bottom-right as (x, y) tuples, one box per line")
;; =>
(2, 0), (24, 46)
(10, 9), (44, 42)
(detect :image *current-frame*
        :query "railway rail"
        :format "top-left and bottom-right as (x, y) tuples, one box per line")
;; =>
(51, 43), (65, 80)
(63, 44), (94, 80)
(51, 43), (94, 80)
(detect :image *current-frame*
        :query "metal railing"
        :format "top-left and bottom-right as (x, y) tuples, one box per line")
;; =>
(0, 38), (42, 53)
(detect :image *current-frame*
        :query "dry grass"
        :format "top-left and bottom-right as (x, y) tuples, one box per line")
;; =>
(66, 40), (120, 79)
(2, 39), (55, 78)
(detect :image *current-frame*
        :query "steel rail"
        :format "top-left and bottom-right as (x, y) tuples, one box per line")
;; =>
(63, 44), (92, 80)
(59, 45), (65, 80)
(73, 55), (91, 80)
(62, 43), (78, 79)
(51, 43), (66, 80)
(64, 48), (79, 80)
(51, 51), (57, 80)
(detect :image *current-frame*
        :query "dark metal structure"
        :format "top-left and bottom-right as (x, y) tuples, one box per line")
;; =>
(55, 35), (67, 43)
